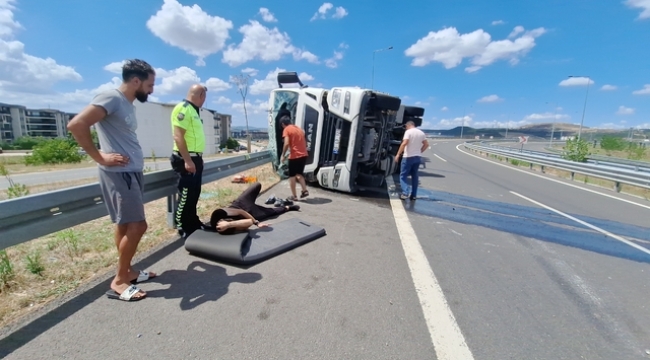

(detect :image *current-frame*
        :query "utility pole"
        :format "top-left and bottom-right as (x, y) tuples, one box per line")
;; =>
(371, 46), (393, 89)
(567, 75), (591, 141)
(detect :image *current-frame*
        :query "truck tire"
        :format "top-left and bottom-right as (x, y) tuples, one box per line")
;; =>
(371, 93), (401, 111)
(403, 106), (425, 118)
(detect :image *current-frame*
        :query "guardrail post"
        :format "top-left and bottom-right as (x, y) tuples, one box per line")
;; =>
(614, 182), (622, 193)
(167, 194), (178, 228)
(570, 172), (575, 181)
(541, 165), (545, 173)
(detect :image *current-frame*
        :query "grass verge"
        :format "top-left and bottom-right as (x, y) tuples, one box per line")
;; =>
(0, 163), (280, 330)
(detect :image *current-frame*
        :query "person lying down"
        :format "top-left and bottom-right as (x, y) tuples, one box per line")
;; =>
(209, 182), (300, 235)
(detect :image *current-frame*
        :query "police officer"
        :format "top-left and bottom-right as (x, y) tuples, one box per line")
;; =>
(170, 84), (209, 238)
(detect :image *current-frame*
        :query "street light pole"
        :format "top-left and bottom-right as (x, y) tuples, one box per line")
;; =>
(568, 75), (591, 141)
(371, 46), (393, 89)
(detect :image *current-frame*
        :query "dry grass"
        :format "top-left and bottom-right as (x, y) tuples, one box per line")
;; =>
(0, 178), (99, 201)
(0, 163), (280, 330)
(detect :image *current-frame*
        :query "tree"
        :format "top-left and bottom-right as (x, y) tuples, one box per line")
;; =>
(25, 138), (84, 165)
(600, 135), (625, 155)
(230, 73), (252, 154)
(220, 137), (240, 150)
(562, 137), (589, 162)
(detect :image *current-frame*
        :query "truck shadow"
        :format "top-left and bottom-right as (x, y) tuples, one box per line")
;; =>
(405, 188), (650, 264)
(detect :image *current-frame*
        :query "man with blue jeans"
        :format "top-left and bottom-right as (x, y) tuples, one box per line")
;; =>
(394, 121), (429, 200)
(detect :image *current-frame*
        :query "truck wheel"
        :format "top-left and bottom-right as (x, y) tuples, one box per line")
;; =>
(403, 106), (425, 118)
(371, 93), (401, 111)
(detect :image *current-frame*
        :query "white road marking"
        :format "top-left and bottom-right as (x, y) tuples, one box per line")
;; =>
(456, 143), (650, 211)
(434, 154), (447, 162)
(449, 229), (463, 236)
(386, 177), (475, 360)
(510, 191), (650, 256)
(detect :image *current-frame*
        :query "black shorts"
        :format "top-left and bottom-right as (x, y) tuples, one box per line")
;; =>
(288, 156), (307, 177)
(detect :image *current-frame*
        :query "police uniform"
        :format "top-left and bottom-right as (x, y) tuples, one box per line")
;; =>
(170, 100), (206, 236)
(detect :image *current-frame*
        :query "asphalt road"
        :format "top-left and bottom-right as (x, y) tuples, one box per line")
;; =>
(405, 140), (650, 359)
(2, 139), (650, 359)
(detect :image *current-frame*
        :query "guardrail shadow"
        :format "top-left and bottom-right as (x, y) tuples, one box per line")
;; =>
(0, 235), (185, 358)
(407, 188), (650, 264)
(145, 261), (262, 311)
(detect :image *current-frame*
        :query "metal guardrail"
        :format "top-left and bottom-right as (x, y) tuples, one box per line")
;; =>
(0, 151), (272, 251)
(479, 142), (650, 173)
(464, 142), (650, 192)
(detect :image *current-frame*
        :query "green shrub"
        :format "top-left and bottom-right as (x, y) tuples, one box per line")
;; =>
(25, 138), (85, 165)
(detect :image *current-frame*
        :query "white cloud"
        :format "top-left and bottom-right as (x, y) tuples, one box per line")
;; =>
(205, 77), (231, 92)
(333, 6), (348, 19)
(492, 20), (505, 26)
(222, 20), (318, 67)
(617, 105), (635, 115)
(441, 106), (449, 111)
(633, 84), (650, 95)
(600, 84), (617, 91)
(404, 25), (546, 72)
(522, 112), (570, 121)
(558, 77), (594, 87)
(0, 0), (82, 101)
(215, 96), (232, 105)
(0, 0), (21, 37)
(105, 61), (230, 96)
(626, 0), (650, 19)
(258, 7), (277, 22)
(241, 67), (258, 76)
(231, 98), (270, 115)
(146, 0), (233, 66)
(477, 94), (503, 103)
(508, 26), (525, 38)
(249, 67), (315, 95)
(339, 42), (350, 49)
(325, 51), (344, 68)
(434, 115), (473, 129)
(311, 3), (348, 21)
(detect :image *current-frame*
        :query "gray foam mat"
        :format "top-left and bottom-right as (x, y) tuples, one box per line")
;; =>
(184, 218), (326, 265)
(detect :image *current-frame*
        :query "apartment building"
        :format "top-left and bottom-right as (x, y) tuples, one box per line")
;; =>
(214, 112), (232, 145)
(0, 103), (72, 143)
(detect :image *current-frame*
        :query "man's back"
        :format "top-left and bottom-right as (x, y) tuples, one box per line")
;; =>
(92, 89), (143, 172)
(283, 124), (308, 159)
(403, 127), (426, 158)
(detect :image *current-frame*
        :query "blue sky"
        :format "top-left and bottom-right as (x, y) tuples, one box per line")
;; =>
(1, 0), (649, 130)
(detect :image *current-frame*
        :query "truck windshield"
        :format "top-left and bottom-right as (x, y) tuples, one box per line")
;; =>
(268, 90), (299, 176)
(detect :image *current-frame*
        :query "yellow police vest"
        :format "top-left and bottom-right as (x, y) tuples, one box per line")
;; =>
(171, 101), (206, 153)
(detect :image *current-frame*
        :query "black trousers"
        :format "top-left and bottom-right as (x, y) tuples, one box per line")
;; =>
(230, 182), (286, 222)
(170, 153), (204, 232)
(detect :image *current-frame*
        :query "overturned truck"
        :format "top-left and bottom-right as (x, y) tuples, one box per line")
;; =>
(267, 72), (424, 194)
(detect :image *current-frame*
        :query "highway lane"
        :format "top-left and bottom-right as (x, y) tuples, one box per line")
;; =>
(401, 140), (650, 359)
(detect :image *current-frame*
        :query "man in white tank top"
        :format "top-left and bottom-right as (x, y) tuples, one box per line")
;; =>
(394, 121), (429, 200)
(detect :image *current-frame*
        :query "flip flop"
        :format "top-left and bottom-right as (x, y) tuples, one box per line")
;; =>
(106, 284), (146, 302)
(130, 270), (156, 284)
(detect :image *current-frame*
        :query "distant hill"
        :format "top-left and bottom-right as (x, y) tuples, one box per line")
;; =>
(231, 126), (267, 132)
(424, 123), (649, 140)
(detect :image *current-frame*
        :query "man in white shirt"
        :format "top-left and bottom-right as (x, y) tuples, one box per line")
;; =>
(394, 121), (429, 200)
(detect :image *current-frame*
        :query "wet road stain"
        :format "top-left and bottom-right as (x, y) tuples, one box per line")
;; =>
(404, 187), (650, 263)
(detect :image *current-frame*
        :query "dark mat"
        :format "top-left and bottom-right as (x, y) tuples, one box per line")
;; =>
(184, 218), (326, 265)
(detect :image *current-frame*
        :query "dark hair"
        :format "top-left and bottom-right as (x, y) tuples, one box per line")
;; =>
(122, 59), (155, 83)
(280, 116), (292, 126)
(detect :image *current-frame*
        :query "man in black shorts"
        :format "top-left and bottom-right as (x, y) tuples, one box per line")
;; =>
(280, 117), (309, 201)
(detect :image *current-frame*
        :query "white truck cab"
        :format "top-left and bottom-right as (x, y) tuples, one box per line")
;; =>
(267, 72), (424, 194)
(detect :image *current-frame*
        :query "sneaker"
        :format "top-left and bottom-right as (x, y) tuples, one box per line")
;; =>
(409, 196), (417, 201)
(399, 194), (408, 200)
(265, 194), (276, 205)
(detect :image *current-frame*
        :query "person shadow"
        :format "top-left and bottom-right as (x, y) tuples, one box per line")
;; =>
(145, 261), (263, 311)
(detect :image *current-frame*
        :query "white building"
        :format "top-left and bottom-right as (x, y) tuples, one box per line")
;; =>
(133, 101), (231, 158)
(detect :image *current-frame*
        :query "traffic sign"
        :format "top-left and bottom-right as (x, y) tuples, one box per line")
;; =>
(519, 136), (529, 144)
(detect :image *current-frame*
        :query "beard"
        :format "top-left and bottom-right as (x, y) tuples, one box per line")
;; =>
(135, 90), (149, 103)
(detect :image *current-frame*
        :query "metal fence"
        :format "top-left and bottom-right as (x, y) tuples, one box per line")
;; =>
(464, 142), (650, 192)
(0, 151), (272, 251)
